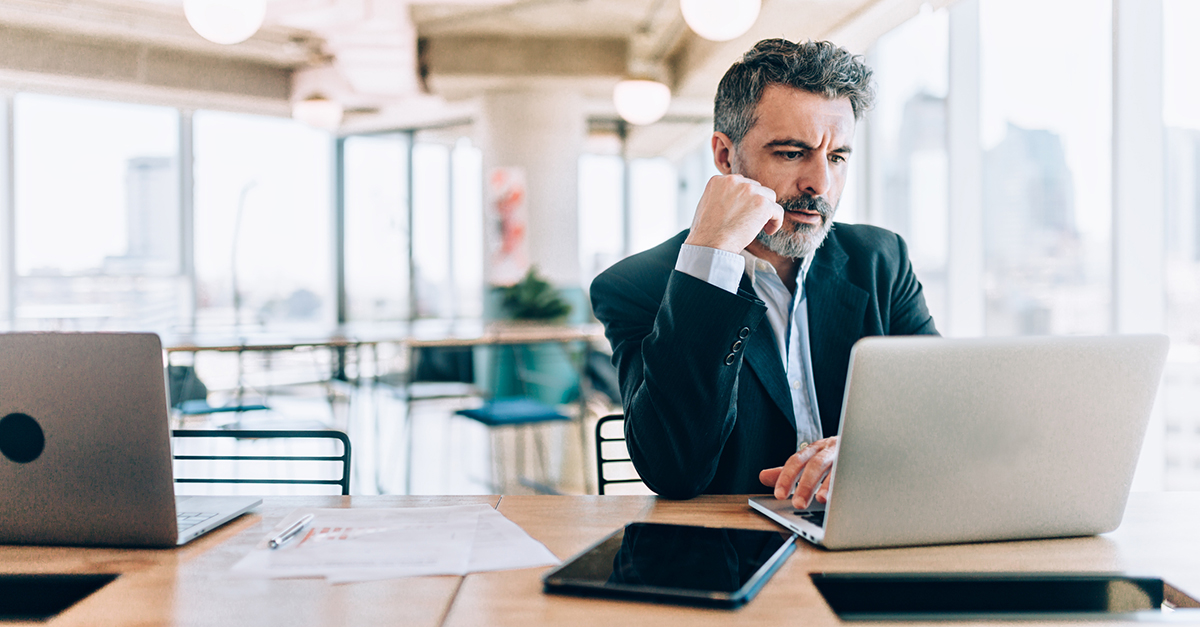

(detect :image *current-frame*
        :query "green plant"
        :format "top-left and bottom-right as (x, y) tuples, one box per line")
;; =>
(500, 268), (572, 321)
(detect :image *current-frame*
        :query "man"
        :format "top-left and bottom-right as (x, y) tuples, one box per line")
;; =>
(590, 39), (938, 508)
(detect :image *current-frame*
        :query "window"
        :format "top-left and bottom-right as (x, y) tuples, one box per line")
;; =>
(344, 133), (410, 322)
(864, 6), (950, 325)
(193, 111), (333, 331)
(412, 128), (483, 320)
(1163, 0), (1200, 489)
(12, 94), (182, 331)
(979, 0), (1112, 336)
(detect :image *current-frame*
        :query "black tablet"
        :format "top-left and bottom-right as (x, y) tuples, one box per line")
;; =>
(810, 572), (1200, 621)
(542, 522), (796, 609)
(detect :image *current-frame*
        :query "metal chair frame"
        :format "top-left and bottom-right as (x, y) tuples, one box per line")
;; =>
(172, 429), (352, 495)
(594, 414), (644, 495)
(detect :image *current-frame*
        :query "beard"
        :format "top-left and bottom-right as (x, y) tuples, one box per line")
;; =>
(755, 194), (836, 259)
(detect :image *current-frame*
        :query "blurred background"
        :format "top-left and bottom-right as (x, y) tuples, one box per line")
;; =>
(0, 0), (1195, 494)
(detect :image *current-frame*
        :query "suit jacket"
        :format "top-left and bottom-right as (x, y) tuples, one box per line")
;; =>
(590, 224), (938, 498)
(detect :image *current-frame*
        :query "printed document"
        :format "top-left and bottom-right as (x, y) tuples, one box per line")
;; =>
(232, 504), (559, 584)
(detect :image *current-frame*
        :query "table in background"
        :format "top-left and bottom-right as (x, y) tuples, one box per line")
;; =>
(401, 322), (607, 494)
(4, 492), (1200, 627)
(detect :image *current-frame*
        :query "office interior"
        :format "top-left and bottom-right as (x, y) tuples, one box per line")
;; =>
(0, 0), (1196, 497)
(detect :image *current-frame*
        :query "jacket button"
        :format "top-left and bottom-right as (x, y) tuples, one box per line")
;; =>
(724, 353), (736, 366)
(731, 340), (743, 352)
(738, 327), (750, 339)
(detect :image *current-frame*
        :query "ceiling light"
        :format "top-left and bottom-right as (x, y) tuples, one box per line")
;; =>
(613, 80), (671, 126)
(292, 95), (344, 130)
(184, 0), (267, 45)
(680, 0), (761, 42)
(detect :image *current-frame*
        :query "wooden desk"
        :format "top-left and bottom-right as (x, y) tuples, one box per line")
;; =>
(4, 493), (1197, 626)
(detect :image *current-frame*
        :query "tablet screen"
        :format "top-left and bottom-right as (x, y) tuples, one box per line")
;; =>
(811, 572), (1179, 620)
(542, 522), (796, 608)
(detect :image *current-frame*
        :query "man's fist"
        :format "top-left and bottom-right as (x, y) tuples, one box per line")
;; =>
(684, 175), (784, 254)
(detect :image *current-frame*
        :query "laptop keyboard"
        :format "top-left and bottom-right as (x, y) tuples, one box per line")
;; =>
(177, 511), (219, 532)
(795, 510), (826, 527)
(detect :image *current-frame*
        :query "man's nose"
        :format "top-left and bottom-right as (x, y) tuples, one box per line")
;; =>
(798, 158), (832, 198)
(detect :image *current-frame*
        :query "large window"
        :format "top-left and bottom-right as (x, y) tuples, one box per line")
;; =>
(865, 5), (950, 326)
(343, 128), (483, 323)
(979, 0), (1112, 336)
(193, 111), (334, 331)
(12, 94), (182, 332)
(1163, 0), (1200, 489)
(343, 133), (410, 322)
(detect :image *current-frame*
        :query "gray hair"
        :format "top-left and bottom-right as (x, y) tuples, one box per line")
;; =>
(714, 39), (875, 145)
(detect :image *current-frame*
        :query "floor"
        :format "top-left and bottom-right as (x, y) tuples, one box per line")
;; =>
(171, 374), (623, 497)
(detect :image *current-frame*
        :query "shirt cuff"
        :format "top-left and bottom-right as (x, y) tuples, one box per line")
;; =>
(675, 244), (746, 295)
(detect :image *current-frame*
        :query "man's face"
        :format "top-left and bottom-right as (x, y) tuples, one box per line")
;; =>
(715, 85), (856, 259)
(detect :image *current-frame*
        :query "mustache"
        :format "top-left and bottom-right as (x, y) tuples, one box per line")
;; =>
(779, 195), (833, 219)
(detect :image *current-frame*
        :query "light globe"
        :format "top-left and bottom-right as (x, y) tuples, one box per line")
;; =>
(184, 0), (267, 45)
(292, 95), (344, 130)
(613, 80), (671, 126)
(680, 0), (761, 42)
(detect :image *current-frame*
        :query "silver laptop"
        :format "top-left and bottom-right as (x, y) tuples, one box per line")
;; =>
(0, 332), (259, 547)
(751, 334), (1169, 550)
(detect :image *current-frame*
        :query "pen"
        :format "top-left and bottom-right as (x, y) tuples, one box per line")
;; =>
(268, 513), (314, 549)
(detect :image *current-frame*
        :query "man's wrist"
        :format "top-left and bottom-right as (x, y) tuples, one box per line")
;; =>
(675, 244), (745, 294)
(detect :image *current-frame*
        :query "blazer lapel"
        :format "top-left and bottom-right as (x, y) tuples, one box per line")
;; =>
(738, 274), (798, 431)
(806, 240), (868, 435)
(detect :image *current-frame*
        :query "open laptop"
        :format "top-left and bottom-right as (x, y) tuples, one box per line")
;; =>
(750, 334), (1169, 550)
(0, 332), (260, 547)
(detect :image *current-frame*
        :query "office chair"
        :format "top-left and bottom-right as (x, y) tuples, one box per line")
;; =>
(452, 344), (573, 494)
(172, 429), (352, 495)
(594, 414), (649, 495)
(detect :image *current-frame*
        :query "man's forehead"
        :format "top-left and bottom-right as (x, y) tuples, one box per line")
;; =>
(748, 85), (856, 142)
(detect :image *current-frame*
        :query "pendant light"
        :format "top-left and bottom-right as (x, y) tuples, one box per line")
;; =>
(679, 0), (761, 42)
(612, 79), (671, 126)
(184, 0), (267, 45)
(292, 95), (344, 130)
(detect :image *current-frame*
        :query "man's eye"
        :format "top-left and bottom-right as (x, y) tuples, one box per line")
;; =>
(830, 154), (847, 164)
(779, 151), (803, 159)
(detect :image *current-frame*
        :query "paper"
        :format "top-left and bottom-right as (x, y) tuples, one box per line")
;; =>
(232, 504), (559, 584)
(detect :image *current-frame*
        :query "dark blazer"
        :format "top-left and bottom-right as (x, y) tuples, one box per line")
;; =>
(590, 224), (938, 498)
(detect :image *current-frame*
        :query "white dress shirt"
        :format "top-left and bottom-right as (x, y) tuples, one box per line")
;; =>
(675, 243), (823, 450)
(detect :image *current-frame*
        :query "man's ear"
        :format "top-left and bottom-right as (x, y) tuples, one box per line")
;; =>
(711, 132), (735, 175)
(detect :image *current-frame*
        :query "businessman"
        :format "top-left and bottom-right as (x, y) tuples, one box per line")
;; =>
(590, 39), (938, 507)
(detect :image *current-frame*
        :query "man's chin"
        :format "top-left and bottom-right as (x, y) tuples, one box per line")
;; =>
(757, 223), (831, 259)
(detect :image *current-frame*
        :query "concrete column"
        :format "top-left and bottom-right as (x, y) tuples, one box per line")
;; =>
(477, 89), (585, 292)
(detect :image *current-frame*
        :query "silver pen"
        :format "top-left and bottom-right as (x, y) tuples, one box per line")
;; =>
(268, 513), (314, 549)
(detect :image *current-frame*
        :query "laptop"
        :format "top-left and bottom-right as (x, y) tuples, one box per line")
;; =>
(750, 334), (1169, 550)
(0, 332), (260, 547)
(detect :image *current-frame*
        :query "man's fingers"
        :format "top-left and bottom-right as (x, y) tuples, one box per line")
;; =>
(761, 203), (785, 235)
(771, 444), (820, 499)
(815, 475), (832, 504)
(749, 181), (777, 203)
(759, 466), (782, 487)
(790, 443), (839, 508)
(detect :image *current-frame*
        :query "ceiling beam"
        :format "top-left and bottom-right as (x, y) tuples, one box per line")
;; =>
(0, 22), (292, 113)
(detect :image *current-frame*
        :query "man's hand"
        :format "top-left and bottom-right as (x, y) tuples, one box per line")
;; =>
(758, 436), (839, 509)
(683, 174), (784, 254)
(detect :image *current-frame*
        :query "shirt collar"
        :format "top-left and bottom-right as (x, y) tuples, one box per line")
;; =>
(740, 249), (814, 289)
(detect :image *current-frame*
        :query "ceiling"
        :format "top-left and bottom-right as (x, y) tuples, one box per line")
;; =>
(0, 0), (953, 156)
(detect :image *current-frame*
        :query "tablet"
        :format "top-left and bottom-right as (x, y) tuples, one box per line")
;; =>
(810, 572), (1200, 621)
(542, 522), (797, 608)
